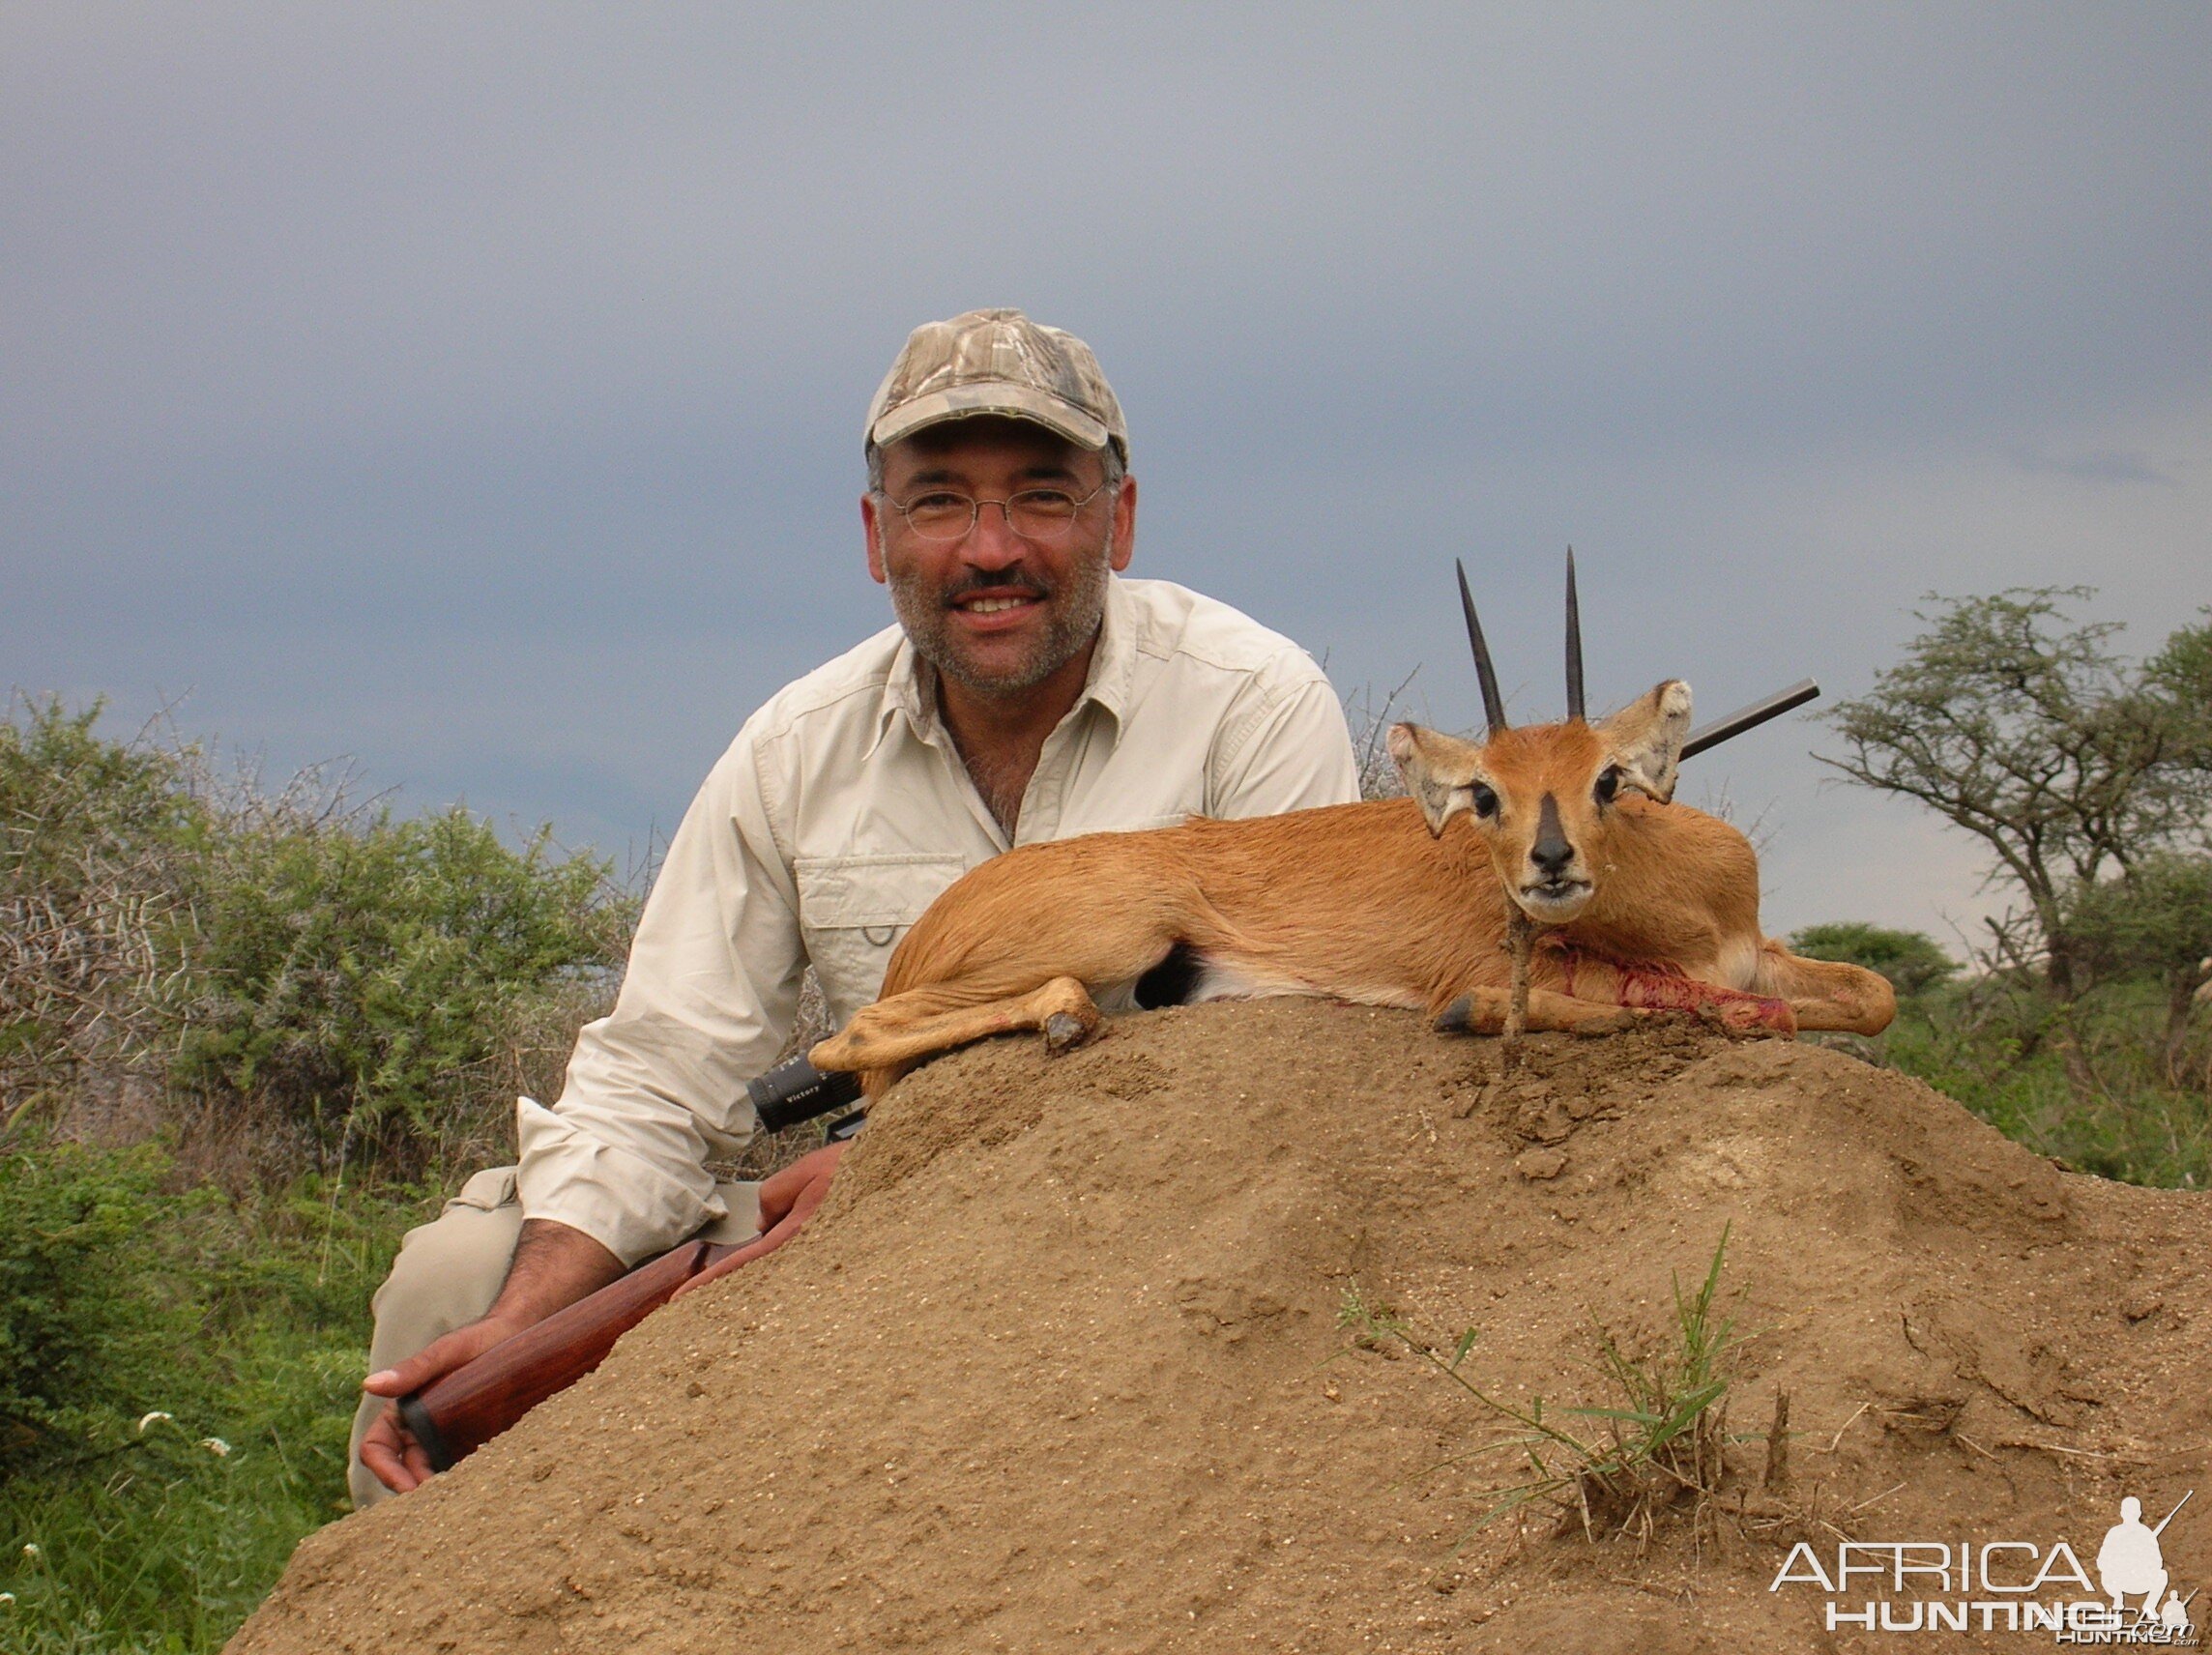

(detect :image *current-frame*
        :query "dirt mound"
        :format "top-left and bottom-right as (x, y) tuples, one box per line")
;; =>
(231, 1002), (2212, 1653)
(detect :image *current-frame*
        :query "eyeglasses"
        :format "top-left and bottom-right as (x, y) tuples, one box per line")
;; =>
(879, 481), (1110, 542)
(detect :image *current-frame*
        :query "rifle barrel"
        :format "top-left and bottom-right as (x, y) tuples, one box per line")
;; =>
(2153, 1489), (2193, 1537)
(1679, 679), (1819, 762)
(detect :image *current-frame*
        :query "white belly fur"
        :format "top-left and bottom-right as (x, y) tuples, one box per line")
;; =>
(1091, 955), (1427, 1015)
(1189, 958), (1425, 1011)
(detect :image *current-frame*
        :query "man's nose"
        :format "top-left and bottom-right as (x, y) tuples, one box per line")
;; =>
(961, 502), (1027, 567)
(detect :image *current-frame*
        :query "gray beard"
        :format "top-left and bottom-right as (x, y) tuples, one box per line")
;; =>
(889, 544), (1113, 700)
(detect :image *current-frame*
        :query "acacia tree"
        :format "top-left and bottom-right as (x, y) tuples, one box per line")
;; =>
(1819, 590), (2211, 1002)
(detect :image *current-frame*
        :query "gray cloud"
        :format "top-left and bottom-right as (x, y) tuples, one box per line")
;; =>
(6, 3), (2207, 941)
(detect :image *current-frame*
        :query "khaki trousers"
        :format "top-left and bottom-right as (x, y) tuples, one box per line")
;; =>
(347, 1167), (763, 1509)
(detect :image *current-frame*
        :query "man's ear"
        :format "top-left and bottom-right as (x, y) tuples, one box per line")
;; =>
(861, 492), (888, 585)
(1595, 680), (1693, 802)
(1386, 723), (1489, 837)
(1107, 470), (1137, 573)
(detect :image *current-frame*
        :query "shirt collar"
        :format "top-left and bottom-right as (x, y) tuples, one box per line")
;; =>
(867, 630), (931, 760)
(1082, 572), (1140, 725)
(867, 572), (1139, 757)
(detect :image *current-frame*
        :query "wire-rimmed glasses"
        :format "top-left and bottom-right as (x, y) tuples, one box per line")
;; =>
(879, 480), (1110, 542)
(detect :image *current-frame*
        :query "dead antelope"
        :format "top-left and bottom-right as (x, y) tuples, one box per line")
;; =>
(809, 561), (1895, 1095)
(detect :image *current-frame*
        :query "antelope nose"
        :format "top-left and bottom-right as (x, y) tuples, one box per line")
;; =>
(1530, 793), (1573, 880)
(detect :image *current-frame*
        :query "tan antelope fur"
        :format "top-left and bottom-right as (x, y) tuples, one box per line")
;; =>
(807, 663), (1896, 1099)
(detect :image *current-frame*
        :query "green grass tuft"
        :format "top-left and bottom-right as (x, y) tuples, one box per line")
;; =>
(1340, 1224), (1742, 1549)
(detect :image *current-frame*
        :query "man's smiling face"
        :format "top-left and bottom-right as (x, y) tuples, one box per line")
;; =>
(864, 416), (1135, 701)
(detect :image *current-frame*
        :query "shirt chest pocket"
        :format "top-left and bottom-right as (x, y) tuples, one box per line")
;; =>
(795, 854), (970, 1027)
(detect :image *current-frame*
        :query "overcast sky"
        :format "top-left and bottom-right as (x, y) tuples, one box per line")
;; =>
(6, 4), (2206, 950)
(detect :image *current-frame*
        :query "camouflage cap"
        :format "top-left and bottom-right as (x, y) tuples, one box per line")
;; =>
(865, 308), (1128, 460)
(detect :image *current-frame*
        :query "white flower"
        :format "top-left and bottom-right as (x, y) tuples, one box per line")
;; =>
(199, 1437), (230, 1457)
(20, 1543), (38, 1558)
(136, 1410), (174, 1434)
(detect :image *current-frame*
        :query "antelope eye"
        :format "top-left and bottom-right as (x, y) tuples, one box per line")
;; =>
(1470, 782), (1499, 819)
(1593, 767), (1621, 806)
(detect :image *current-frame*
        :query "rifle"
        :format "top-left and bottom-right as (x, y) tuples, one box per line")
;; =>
(393, 678), (1819, 1474)
(394, 1057), (863, 1472)
(2153, 1491), (2193, 1538)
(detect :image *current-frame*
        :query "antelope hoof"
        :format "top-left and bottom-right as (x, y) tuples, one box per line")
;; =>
(1043, 1012), (1091, 1054)
(1434, 996), (1504, 1037)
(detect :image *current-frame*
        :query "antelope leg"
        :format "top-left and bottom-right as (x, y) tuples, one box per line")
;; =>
(811, 974), (1102, 1073)
(1436, 985), (1643, 1038)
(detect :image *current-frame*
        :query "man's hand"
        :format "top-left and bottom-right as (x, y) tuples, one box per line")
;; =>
(358, 1217), (625, 1494)
(359, 1312), (535, 1493)
(673, 1140), (849, 1298)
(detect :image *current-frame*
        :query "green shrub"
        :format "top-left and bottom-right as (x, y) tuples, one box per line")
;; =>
(0, 699), (196, 891)
(175, 805), (631, 1167)
(0, 699), (202, 1108)
(1877, 978), (2209, 1188)
(1, 697), (636, 1175)
(1789, 921), (1959, 1000)
(0, 1139), (189, 1471)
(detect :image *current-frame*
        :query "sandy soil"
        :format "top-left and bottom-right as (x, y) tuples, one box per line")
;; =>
(229, 1002), (2212, 1653)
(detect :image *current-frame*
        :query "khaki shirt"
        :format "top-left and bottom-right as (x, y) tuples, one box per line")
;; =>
(516, 576), (1360, 1264)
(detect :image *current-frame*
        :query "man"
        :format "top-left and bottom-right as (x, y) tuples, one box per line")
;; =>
(353, 308), (1359, 1503)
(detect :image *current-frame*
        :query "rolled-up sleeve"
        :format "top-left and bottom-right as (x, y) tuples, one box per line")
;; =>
(1207, 670), (1361, 818)
(515, 726), (803, 1265)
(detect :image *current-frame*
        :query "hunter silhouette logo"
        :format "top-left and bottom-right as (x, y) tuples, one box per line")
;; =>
(2098, 1495), (2194, 1636)
(1767, 1489), (2197, 1640)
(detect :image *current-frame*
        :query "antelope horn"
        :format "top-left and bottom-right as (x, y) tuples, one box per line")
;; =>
(1564, 546), (1586, 723)
(1456, 559), (1509, 736)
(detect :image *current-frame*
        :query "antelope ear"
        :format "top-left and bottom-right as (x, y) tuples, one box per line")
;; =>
(1387, 723), (1488, 837)
(1597, 680), (1692, 802)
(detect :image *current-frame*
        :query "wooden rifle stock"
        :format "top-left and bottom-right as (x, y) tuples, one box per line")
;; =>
(396, 1236), (741, 1471)
(393, 1057), (865, 1475)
